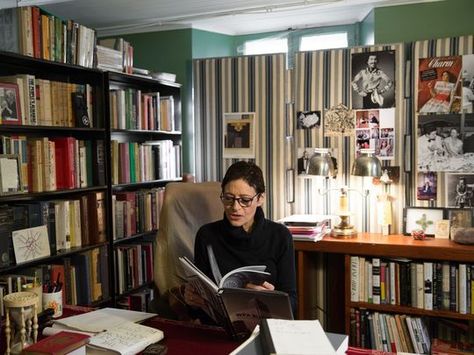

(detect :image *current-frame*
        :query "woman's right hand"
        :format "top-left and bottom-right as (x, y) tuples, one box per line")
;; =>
(183, 283), (206, 308)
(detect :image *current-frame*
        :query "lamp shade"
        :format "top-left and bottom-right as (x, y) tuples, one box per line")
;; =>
(351, 149), (382, 177)
(307, 148), (335, 177)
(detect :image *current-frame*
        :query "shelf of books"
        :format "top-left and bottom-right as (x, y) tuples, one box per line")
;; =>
(345, 236), (474, 354)
(0, 46), (111, 311)
(104, 71), (182, 310)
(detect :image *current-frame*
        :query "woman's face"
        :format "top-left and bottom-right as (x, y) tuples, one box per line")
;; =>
(222, 178), (264, 232)
(450, 129), (458, 138)
(442, 71), (450, 82)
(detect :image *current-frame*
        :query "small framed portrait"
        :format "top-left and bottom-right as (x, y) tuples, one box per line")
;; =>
(434, 220), (450, 239)
(445, 208), (473, 229)
(445, 173), (474, 208)
(223, 112), (256, 159)
(417, 172), (437, 201)
(296, 110), (321, 129)
(0, 82), (21, 125)
(0, 154), (23, 195)
(403, 207), (444, 236)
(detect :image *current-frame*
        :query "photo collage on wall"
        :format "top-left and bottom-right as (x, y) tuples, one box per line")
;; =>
(416, 54), (474, 203)
(351, 50), (396, 160)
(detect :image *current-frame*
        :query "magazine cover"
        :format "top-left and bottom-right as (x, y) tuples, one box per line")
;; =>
(418, 55), (462, 114)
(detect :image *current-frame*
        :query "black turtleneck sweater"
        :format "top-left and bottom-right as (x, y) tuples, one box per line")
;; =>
(194, 207), (297, 314)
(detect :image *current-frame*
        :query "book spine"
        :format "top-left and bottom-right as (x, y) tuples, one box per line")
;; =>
(423, 261), (433, 311)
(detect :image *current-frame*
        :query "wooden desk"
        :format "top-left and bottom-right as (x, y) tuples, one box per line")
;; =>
(294, 233), (474, 333)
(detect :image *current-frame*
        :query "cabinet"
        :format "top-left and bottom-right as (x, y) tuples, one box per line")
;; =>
(0, 50), (110, 306)
(294, 234), (474, 352)
(103, 71), (182, 308)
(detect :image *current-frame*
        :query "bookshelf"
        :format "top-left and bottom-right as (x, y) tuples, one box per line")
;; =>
(294, 234), (474, 351)
(0, 49), (110, 307)
(103, 71), (182, 309)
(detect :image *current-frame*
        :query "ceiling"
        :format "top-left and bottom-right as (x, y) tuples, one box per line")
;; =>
(15, 0), (440, 37)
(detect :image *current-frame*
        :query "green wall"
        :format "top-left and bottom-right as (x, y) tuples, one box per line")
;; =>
(192, 29), (233, 59)
(374, 0), (474, 44)
(360, 9), (374, 46)
(120, 30), (194, 175)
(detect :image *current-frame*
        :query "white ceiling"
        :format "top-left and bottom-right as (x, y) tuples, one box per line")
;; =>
(17, 0), (440, 37)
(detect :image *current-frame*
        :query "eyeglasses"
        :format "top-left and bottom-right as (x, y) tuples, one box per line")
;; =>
(220, 193), (260, 208)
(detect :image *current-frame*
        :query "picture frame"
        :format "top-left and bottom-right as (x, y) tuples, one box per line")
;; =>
(0, 82), (21, 125)
(444, 173), (474, 208)
(445, 208), (474, 229)
(403, 207), (444, 236)
(434, 219), (450, 239)
(12, 225), (51, 264)
(0, 154), (23, 195)
(223, 112), (256, 159)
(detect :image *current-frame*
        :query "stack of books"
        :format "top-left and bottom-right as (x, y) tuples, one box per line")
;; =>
(279, 214), (331, 242)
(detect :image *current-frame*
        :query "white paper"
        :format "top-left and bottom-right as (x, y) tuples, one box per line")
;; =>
(53, 308), (156, 333)
(12, 225), (50, 263)
(0, 157), (19, 192)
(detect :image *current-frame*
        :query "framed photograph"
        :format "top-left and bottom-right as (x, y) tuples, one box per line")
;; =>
(445, 173), (474, 207)
(445, 208), (473, 229)
(417, 172), (437, 201)
(434, 220), (450, 239)
(223, 112), (256, 159)
(296, 110), (321, 129)
(0, 82), (21, 125)
(0, 154), (23, 195)
(403, 207), (444, 236)
(12, 225), (51, 264)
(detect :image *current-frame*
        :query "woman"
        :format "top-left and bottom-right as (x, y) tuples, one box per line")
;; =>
(419, 71), (456, 114)
(443, 128), (463, 157)
(185, 161), (297, 315)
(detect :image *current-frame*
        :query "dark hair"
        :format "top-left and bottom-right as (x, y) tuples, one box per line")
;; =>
(221, 161), (265, 194)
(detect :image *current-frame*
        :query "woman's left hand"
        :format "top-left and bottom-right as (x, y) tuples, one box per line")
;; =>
(245, 281), (275, 291)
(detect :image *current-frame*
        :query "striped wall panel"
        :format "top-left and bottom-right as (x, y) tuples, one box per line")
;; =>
(193, 54), (290, 220)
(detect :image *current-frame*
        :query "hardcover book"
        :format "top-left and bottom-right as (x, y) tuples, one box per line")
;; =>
(179, 256), (293, 339)
(22, 331), (90, 355)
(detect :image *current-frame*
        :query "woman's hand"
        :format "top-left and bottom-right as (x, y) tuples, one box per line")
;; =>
(183, 283), (206, 308)
(245, 281), (275, 291)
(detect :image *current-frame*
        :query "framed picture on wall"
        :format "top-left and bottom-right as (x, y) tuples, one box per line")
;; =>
(445, 173), (474, 207)
(222, 112), (256, 159)
(445, 208), (473, 229)
(403, 207), (444, 236)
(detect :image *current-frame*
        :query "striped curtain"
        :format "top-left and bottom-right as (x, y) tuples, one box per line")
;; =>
(193, 54), (290, 220)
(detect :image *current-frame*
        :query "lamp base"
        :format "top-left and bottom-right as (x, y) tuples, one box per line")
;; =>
(331, 215), (357, 238)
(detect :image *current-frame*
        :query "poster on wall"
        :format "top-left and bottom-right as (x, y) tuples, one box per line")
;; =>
(355, 108), (395, 160)
(296, 111), (321, 129)
(445, 173), (474, 208)
(417, 113), (474, 172)
(223, 112), (256, 159)
(418, 55), (462, 114)
(416, 172), (437, 201)
(351, 50), (395, 110)
(462, 54), (474, 113)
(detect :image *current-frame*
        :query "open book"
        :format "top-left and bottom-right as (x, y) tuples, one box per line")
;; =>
(179, 256), (293, 339)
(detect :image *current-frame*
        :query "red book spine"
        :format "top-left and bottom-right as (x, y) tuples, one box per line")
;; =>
(31, 7), (41, 58)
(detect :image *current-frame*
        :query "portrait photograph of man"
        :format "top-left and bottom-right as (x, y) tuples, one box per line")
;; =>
(351, 50), (395, 109)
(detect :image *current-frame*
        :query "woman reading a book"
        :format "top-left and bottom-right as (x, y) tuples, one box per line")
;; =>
(184, 161), (297, 316)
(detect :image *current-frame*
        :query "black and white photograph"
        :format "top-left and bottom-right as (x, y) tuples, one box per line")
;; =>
(445, 173), (474, 208)
(403, 207), (444, 236)
(417, 114), (474, 172)
(446, 208), (473, 229)
(223, 112), (256, 159)
(0, 82), (21, 124)
(297, 148), (311, 175)
(296, 110), (321, 129)
(462, 54), (474, 114)
(417, 172), (437, 201)
(351, 50), (395, 109)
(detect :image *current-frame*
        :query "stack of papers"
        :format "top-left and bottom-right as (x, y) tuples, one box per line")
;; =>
(279, 214), (332, 242)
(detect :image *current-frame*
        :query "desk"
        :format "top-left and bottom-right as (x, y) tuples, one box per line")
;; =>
(294, 233), (474, 333)
(144, 317), (240, 355)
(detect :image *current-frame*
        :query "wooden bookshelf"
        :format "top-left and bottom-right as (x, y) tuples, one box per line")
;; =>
(294, 233), (474, 335)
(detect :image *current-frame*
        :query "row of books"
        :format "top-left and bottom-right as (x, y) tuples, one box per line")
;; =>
(349, 309), (430, 354)
(0, 6), (95, 67)
(0, 74), (94, 127)
(117, 287), (155, 312)
(111, 139), (181, 184)
(0, 194), (105, 266)
(350, 256), (474, 314)
(0, 246), (109, 310)
(115, 242), (154, 295)
(99, 37), (134, 74)
(109, 89), (176, 132)
(0, 136), (105, 193)
(112, 188), (165, 240)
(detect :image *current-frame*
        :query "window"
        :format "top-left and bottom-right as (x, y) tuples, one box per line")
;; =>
(299, 32), (348, 51)
(244, 38), (288, 55)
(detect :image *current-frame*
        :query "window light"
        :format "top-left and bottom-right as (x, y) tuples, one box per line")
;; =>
(300, 32), (348, 51)
(244, 38), (288, 56)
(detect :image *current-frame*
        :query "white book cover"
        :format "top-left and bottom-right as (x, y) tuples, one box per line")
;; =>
(423, 261), (433, 311)
(350, 256), (359, 302)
